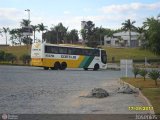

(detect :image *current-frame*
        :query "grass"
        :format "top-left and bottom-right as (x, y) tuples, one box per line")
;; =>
(122, 77), (160, 114)
(103, 47), (160, 62)
(122, 77), (160, 88)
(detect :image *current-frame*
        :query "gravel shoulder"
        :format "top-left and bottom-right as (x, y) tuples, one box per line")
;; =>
(61, 80), (150, 114)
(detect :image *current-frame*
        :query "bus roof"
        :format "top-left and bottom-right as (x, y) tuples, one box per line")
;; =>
(41, 43), (103, 50)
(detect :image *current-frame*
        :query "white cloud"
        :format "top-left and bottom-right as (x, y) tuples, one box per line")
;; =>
(83, 8), (91, 12)
(100, 2), (160, 14)
(0, 8), (27, 28)
(63, 11), (70, 15)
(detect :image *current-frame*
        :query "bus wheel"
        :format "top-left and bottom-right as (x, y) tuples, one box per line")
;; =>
(50, 67), (55, 70)
(60, 62), (67, 70)
(54, 62), (61, 70)
(93, 64), (99, 71)
(44, 67), (49, 70)
(83, 68), (88, 70)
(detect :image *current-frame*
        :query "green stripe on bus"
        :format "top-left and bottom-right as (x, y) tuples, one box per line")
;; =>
(83, 56), (94, 68)
(79, 56), (90, 68)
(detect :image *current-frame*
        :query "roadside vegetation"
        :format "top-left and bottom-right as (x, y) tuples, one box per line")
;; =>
(122, 68), (160, 114)
(0, 46), (30, 65)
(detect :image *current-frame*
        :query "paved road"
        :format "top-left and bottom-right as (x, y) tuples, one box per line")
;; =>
(0, 65), (148, 114)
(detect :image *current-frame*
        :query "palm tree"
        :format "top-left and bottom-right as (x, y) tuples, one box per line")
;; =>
(54, 25), (60, 44)
(148, 70), (160, 86)
(38, 23), (47, 42)
(2, 27), (10, 45)
(139, 69), (148, 81)
(52, 23), (68, 44)
(143, 17), (160, 55)
(31, 25), (38, 43)
(136, 27), (146, 47)
(122, 19), (136, 47)
(20, 19), (31, 27)
(9, 29), (17, 46)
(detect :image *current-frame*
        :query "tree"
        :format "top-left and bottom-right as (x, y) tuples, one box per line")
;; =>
(2, 27), (10, 45)
(20, 54), (31, 64)
(80, 29), (87, 44)
(136, 27), (146, 47)
(67, 29), (79, 44)
(20, 19), (31, 27)
(122, 19), (136, 47)
(143, 16), (160, 55)
(51, 23), (68, 44)
(132, 67), (140, 78)
(148, 70), (160, 86)
(31, 25), (38, 43)
(80, 21), (95, 47)
(38, 23), (47, 42)
(10, 28), (23, 45)
(139, 69), (148, 81)
(21, 37), (32, 45)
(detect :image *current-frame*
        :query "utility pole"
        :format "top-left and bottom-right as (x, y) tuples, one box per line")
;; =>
(25, 9), (31, 55)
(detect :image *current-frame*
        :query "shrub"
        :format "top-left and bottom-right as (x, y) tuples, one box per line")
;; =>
(20, 54), (31, 64)
(4, 53), (17, 64)
(148, 70), (160, 86)
(139, 69), (148, 81)
(0, 50), (5, 61)
(132, 67), (140, 78)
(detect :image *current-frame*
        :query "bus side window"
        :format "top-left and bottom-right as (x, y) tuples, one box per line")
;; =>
(68, 48), (73, 55)
(59, 47), (68, 54)
(83, 49), (93, 56)
(51, 46), (58, 54)
(93, 49), (100, 56)
(45, 46), (58, 54)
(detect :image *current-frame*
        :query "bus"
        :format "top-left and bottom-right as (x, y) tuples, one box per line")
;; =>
(31, 43), (107, 70)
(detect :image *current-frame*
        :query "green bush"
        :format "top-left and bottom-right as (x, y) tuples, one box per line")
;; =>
(20, 54), (31, 64)
(4, 53), (17, 64)
(0, 50), (5, 61)
(132, 67), (140, 78)
(148, 70), (160, 86)
(139, 69), (148, 81)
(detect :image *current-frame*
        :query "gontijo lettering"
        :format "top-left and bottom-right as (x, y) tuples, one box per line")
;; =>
(61, 55), (76, 59)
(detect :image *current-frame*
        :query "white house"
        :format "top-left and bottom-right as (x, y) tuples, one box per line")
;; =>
(104, 31), (140, 47)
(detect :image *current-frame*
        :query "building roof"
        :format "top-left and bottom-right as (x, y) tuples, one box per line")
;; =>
(114, 31), (139, 36)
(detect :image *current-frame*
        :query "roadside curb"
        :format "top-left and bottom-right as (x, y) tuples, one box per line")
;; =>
(119, 79), (155, 114)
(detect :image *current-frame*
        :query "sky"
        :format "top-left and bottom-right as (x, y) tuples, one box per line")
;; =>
(0, 0), (160, 44)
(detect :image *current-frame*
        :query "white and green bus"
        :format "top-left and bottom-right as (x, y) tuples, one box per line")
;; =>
(31, 43), (107, 70)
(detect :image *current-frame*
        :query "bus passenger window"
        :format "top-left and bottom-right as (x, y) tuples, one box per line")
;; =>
(59, 47), (68, 54)
(93, 49), (100, 56)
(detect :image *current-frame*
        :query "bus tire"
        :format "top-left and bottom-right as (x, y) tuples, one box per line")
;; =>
(93, 64), (99, 71)
(60, 62), (67, 70)
(50, 67), (55, 70)
(54, 62), (61, 70)
(83, 68), (88, 70)
(44, 67), (49, 70)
